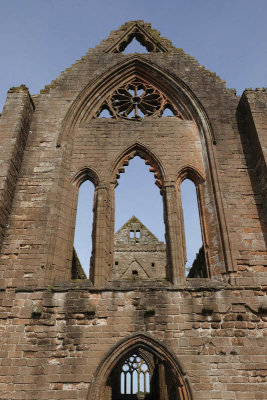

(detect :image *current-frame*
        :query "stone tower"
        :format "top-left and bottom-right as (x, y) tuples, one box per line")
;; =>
(0, 21), (266, 400)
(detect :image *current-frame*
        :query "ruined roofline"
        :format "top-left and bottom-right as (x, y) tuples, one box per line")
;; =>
(115, 215), (161, 242)
(36, 20), (236, 97)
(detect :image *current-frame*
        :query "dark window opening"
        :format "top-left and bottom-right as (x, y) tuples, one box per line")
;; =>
(115, 261), (119, 266)
(151, 263), (155, 267)
(132, 270), (138, 276)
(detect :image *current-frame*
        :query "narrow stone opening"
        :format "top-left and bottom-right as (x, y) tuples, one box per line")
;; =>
(72, 180), (94, 279)
(181, 179), (206, 277)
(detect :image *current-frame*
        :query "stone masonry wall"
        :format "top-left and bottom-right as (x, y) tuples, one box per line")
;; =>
(113, 217), (166, 281)
(0, 284), (266, 399)
(0, 20), (266, 400)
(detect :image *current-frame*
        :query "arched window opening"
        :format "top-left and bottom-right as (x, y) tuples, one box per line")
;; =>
(72, 180), (94, 279)
(120, 354), (150, 395)
(113, 156), (167, 282)
(181, 179), (207, 278)
(122, 37), (149, 54)
(162, 105), (176, 117)
(98, 107), (113, 118)
(102, 345), (188, 400)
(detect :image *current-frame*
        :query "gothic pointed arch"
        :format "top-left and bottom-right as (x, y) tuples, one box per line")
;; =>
(176, 164), (205, 186)
(176, 165), (210, 278)
(52, 55), (234, 286)
(57, 56), (215, 146)
(105, 22), (168, 53)
(72, 166), (101, 188)
(111, 141), (166, 189)
(87, 333), (193, 400)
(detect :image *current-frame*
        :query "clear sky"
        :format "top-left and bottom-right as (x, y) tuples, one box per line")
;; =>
(1, 0), (266, 276)
(1, 0), (266, 112)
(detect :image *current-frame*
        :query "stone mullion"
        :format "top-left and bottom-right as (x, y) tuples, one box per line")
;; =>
(107, 184), (115, 281)
(93, 185), (109, 286)
(163, 183), (185, 285)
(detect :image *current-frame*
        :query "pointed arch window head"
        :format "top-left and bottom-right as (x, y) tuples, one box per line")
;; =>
(105, 23), (168, 53)
(113, 146), (164, 189)
(94, 79), (185, 121)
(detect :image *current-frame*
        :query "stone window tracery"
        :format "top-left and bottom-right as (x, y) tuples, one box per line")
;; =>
(105, 24), (167, 53)
(120, 354), (150, 395)
(94, 79), (184, 120)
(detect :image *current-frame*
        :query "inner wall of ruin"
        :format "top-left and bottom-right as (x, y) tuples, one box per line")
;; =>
(0, 21), (266, 399)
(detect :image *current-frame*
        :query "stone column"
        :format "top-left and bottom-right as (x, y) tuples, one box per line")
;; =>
(163, 183), (185, 285)
(91, 185), (111, 286)
(158, 362), (168, 400)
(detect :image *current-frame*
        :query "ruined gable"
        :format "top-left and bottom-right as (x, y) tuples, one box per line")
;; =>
(113, 216), (166, 281)
(0, 20), (266, 400)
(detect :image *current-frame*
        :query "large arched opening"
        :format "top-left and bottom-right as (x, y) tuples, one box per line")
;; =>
(88, 334), (192, 400)
(110, 142), (172, 282)
(49, 56), (233, 285)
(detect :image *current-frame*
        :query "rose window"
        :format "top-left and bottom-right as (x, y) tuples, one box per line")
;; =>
(95, 79), (184, 120)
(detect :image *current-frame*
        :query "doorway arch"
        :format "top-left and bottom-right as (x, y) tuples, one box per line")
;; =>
(87, 334), (193, 400)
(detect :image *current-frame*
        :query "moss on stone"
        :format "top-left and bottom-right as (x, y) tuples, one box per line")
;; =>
(8, 84), (29, 93)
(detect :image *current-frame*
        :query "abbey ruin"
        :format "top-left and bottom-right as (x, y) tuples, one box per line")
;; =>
(0, 21), (266, 399)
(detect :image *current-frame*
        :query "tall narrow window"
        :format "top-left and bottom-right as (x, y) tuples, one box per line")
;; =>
(73, 180), (94, 279)
(115, 156), (165, 242)
(113, 155), (167, 281)
(181, 179), (206, 277)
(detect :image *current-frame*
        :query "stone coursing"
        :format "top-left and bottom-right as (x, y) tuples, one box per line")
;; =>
(0, 21), (266, 399)
(113, 216), (166, 281)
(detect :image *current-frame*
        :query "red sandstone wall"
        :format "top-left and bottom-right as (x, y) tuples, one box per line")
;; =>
(0, 285), (266, 399)
(0, 21), (266, 399)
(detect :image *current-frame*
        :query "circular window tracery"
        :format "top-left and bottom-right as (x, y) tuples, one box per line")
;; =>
(94, 79), (184, 120)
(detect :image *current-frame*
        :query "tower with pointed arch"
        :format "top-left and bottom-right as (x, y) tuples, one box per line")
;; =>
(0, 21), (266, 399)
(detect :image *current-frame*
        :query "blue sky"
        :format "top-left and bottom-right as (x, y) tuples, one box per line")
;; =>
(1, 0), (266, 112)
(1, 0), (266, 276)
